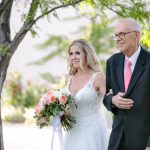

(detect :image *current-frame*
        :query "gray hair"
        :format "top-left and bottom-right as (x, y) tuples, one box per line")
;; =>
(119, 18), (142, 37)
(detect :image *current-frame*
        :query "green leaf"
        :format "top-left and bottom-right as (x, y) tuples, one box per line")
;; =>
(30, 28), (38, 38)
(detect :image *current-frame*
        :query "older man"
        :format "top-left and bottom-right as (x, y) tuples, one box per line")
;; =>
(104, 18), (150, 150)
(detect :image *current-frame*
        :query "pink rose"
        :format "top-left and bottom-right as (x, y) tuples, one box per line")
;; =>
(46, 92), (56, 105)
(35, 104), (42, 116)
(59, 95), (67, 104)
(35, 106), (40, 116)
(35, 98), (46, 116)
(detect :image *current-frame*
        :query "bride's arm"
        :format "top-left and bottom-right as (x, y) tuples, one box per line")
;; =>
(94, 72), (106, 96)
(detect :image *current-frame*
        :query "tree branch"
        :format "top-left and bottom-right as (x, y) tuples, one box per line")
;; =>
(0, 0), (13, 15)
(0, 0), (13, 43)
(0, 0), (84, 67)
(104, 1), (150, 18)
(9, 0), (40, 52)
(25, 0), (40, 24)
(0, 0), (39, 66)
(106, 5), (125, 17)
(34, 0), (84, 23)
(10, 0), (84, 54)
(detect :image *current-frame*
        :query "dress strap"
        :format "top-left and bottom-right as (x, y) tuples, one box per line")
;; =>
(90, 72), (101, 86)
(66, 75), (72, 89)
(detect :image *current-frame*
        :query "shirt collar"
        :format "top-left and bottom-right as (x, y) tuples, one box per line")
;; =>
(125, 45), (141, 65)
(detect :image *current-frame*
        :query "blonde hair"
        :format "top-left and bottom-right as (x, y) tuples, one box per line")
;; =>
(67, 39), (102, 75)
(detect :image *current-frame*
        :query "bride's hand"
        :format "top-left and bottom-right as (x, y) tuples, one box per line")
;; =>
(64, 105), (71, 116)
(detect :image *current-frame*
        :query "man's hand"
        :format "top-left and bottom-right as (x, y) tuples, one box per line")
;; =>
(112, 92), (134, 109)
(145, 147), (150, 150)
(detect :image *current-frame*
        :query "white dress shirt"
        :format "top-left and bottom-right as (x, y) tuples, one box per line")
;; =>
(124, 45), (141, 74)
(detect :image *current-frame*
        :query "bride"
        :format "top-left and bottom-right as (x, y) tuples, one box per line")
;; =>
(63, 39), (109, 150)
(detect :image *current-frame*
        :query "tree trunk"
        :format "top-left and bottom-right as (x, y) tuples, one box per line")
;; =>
(0, 101), (4, 150)
(0, 1), (13, 149)
(0, 109), (3, 150)
(0, 0), (40, 148)
(0, 64), (9, 150)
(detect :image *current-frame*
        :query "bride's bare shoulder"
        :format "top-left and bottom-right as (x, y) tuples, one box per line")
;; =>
(95, 71), (105, 81)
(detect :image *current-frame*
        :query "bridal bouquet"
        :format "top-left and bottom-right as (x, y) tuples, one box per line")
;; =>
(34, 89), (76, 131)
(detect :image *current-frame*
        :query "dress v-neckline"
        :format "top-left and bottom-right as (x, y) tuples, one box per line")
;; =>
(68, 73), (95, 98)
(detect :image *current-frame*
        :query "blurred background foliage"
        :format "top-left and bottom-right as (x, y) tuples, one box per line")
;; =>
(30, 0), (150, 82)
(4, 71), (48, 108)
(30, 0), (150, 59)
(2, 71), (49, 123)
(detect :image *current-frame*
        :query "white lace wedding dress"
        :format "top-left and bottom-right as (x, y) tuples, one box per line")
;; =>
(63, 73), (109, 150)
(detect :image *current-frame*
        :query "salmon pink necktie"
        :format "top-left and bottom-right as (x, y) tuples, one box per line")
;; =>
(124, 59), (132, 92)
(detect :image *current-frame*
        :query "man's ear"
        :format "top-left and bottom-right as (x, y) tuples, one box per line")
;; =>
(136, 31), (141, 42)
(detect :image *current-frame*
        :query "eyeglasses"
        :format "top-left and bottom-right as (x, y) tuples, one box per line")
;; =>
(112, 31), (136, 41)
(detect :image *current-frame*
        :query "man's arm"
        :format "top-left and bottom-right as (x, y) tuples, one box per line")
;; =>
(103, 60), (117, 114)
(103, 60), (134, 113)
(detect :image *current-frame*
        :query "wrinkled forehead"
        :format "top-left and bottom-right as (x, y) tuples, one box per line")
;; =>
(115, 21), (133, 33)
